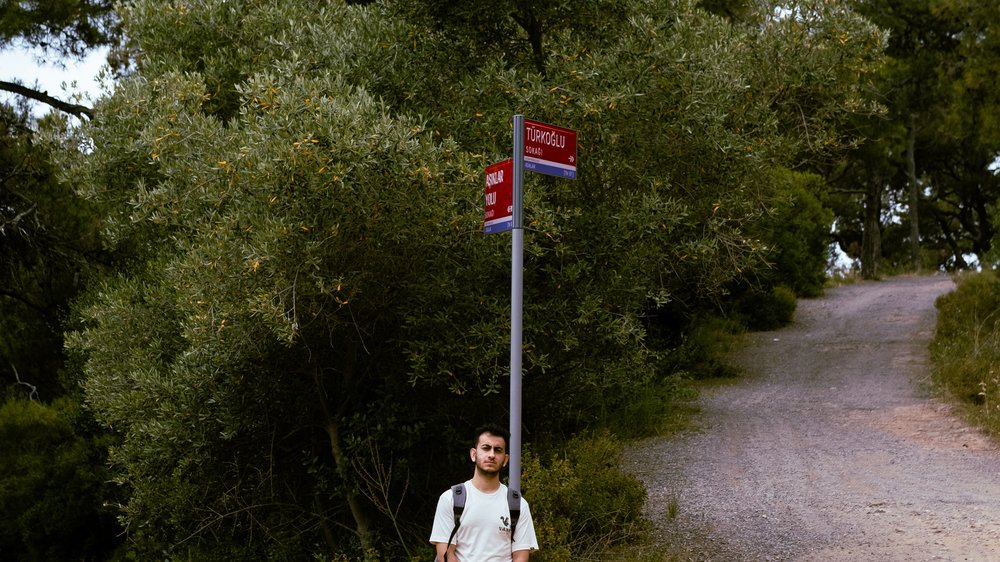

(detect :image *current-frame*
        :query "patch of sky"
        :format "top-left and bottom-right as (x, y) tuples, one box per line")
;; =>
(0, 44), (110, 122)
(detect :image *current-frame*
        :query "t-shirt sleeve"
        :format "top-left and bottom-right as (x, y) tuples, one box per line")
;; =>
(512, 497), (540, 552)
(429, 489), (456, 545)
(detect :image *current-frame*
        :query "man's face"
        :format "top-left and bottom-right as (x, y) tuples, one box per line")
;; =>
(470, 432), (508, 476)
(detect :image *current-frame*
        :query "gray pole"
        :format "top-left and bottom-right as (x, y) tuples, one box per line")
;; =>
(510, 114), (525, 492)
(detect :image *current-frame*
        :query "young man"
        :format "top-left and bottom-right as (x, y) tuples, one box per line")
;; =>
(430, 425), (539, 562)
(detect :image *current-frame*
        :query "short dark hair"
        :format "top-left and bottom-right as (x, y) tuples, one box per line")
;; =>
(474, 424), (510, 449)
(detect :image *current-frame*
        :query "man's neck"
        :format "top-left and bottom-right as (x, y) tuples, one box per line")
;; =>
(470, 471), (502, 494)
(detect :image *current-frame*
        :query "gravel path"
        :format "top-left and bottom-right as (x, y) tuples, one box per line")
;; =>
(627, 274), (1000, 561)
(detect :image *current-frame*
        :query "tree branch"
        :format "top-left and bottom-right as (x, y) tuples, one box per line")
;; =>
(0, 80), (93, 119)
(10, 362), (39, 401)
(0, 287), (52, 317)
(510, 10), (546, 76)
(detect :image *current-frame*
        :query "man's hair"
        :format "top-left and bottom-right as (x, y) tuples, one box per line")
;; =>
(473, 424), (510, 449)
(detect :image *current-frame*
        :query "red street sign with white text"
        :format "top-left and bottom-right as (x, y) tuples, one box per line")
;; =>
(524, 119), (577, 179)
(484, 159), (513, 234)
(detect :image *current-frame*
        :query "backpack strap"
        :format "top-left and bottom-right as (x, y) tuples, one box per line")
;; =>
(507, 488), (521, 543)
(445, 483), (466, 561)
(446, 483), (521, 554)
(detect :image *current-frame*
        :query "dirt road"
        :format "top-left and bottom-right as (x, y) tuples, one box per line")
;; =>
(628, 274), (1000, 561)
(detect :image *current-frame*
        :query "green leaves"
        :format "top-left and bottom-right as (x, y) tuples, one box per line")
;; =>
(57, 0), (891, 557)
(0, 396), (121, 559)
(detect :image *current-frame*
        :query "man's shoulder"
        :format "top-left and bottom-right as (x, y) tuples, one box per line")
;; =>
(438, 480), (473, 503)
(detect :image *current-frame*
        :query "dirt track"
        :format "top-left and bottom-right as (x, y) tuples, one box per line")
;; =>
(628, 274), (1000, 561)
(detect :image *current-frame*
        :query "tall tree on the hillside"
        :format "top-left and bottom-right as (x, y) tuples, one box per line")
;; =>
(933, 0), (1000, 265)
(848, 0), (1000, 271)
(0, 7), (124, 559)
(850, 0), (955, 272)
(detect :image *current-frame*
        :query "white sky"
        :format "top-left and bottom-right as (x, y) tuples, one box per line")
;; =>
(0, 45), (109, 120)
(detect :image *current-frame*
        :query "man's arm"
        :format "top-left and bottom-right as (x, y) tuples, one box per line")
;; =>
(433, 541), (455, 562)
(512, 549), (530, 562)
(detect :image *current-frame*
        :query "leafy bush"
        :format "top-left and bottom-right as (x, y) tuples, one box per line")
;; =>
(754, 169), (835, 298)
(521, 432), (648, 562)
(735, 285), (798, 331)
(0, 395), (121, 560)
(931, 271), (1000, 434)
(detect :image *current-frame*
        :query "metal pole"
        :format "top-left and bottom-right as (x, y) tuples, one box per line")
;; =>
(509, 114), (524, 493)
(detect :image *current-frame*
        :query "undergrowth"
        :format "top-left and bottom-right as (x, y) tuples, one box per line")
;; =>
(520, 431), (650, 562)
(930, 271), (1000, 437)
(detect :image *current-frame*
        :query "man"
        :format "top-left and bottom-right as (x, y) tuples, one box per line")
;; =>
(430, 425), (539, 561)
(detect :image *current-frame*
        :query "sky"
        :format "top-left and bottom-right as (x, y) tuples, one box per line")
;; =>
(0, 45), (109, 120)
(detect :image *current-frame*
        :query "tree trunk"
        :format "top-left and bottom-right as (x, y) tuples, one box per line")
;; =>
(906, 115), (921, 271)
(326, 419), (375, 559)
(312, 361), (375, 560)
(861, 173), (882, 280)
(512, 9), (546, 76)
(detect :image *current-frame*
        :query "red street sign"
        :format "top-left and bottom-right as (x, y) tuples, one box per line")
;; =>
(484, 159), (513, 234)
(524, 119), (577, 179)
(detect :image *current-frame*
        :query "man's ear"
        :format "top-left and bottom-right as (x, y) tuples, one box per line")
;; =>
(470, 448), (477, 463)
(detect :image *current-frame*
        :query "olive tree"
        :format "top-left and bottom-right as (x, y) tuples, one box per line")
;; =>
(56, 0), (885, 558)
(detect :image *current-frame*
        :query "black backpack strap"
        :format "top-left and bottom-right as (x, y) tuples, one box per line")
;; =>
(507, 488), (521, 542)
(445, 483), (466, 560)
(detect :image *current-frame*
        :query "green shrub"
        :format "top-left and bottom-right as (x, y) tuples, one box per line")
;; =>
(930, 271), (1000, 434)
(610, 383), (698, 439)
(655, 315), (743, 381)
(756, 170), (834, 298)
(0, 395), (122, 560)
(736, 285), (798, 331)
(521, 431), (648, 562)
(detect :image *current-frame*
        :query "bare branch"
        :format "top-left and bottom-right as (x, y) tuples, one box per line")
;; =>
(11, 362), (39, 401)
(0, 80), (93, 119)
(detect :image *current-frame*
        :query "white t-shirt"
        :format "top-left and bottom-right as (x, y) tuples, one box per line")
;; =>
(429, 481), (539, 561)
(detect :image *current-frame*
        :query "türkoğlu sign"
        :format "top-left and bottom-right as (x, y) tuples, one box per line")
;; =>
(523, 119), (577, 179)
(483, 117), (577, 235)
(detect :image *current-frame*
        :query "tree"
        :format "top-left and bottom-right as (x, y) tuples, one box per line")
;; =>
(0, 3), (127, 557)
(932, 0), (1000, 266)
(0, 0), (116, 56)
(57, 0), (886, 558)
(0, 0), (119, 395)
(0, 103), (108, 397)
(843, 0), (1000, 272)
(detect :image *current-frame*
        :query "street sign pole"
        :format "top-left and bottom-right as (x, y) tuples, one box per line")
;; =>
(510, 114), (525, 493)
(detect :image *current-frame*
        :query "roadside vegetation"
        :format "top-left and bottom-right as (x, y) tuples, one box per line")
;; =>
(3, 0), (1000, 560)
(931, 272), (1000, 439)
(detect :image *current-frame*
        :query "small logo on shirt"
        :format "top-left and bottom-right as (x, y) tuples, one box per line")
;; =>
(499, 515), (511, 533)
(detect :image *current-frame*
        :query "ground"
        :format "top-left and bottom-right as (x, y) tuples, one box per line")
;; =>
(627, 274), (1000, 561)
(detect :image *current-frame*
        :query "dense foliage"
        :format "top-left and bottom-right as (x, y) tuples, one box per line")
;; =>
(31, 0), (1000, 559)
(5, 0), (1000, 557)
(831, 0), (1000, 275)
(46, 1), (885, 558)
(0, 395), (120, 559)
